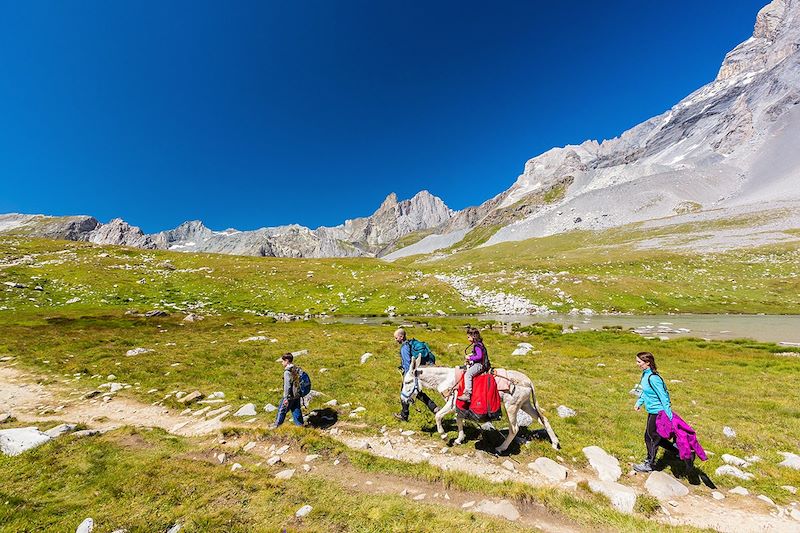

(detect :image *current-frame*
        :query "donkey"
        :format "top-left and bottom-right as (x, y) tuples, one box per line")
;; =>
(401, 358), (560, 453)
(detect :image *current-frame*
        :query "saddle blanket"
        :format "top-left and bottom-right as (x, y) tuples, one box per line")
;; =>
(455, 371), (502, 422)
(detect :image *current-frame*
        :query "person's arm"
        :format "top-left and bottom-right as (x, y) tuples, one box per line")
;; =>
(400, 342), (412, 372)
(634, 375), (645, 409)
(468, 344), (484, 362)
(652, 375), (673, 419)
(283, 369), (291, 399)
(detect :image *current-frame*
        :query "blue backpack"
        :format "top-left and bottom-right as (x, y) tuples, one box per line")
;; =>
(408, 339), (436, 365)
(298, 367), (312, 397)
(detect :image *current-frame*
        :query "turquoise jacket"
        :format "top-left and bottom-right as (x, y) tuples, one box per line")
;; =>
(635, 368), (673, 420)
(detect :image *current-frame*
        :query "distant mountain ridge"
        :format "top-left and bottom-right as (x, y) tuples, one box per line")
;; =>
(3, 0), (799, 259)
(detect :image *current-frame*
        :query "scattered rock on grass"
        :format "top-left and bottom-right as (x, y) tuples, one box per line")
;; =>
(295, 505), (313, 518)
(234, 404), (257, 417)
(722, 426), (737, 438)
(557, 405), (576, 418)
(75, 517), (94, 533)
(778, 452), (800, 470)
(473, 499), (521, 521)
(722, 454), (751, 468)
(275, 469), (295, 480)
(587, 480), (637, 514)
(645, 471), (689, 499)
(125, 347), (152, 357)
(582, 446), (621, 482)
(530, 457), (569, 482)
(183, 313), (203, 322)
(715, 465), (754, 480)
(267, 456), (281, 466)
(44, 423), (77, 438)
(360, 353), (372, 364)
(0, 427), (51, 456)
(178, 391), (203, 404)
(264, 403), (277, 413)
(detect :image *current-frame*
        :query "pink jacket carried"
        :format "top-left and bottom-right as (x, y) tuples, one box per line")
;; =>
(655, 411), (707, 462)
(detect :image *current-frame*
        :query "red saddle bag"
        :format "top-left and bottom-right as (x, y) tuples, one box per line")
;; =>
(456, 373), (502, 422)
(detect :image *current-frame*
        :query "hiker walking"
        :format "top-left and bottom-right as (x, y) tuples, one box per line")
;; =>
(632, 351), (680, 472)
(273, 353), (304, 428)
(457, 327), (490, 403)
(394, 328), (439, 421)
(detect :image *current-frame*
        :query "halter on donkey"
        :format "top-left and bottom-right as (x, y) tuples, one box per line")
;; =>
(402, 357), (560, 454)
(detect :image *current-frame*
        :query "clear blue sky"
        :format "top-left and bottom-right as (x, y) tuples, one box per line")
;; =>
(0, 0), (767, 233)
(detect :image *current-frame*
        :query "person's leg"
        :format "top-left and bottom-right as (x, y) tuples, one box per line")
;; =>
(274, 398), (288, 428)
(634, 414), (659, 472)
(290, 398), (304, 426)
(394, 383), (410, 421)
(458, 364), (482, 400)
(417, 391), (439, 413)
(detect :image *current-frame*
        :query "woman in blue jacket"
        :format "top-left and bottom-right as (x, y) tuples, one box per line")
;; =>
(633, 351), (679, 472)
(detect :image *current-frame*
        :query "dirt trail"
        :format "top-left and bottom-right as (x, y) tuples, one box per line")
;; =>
(2, 363), (798, 533)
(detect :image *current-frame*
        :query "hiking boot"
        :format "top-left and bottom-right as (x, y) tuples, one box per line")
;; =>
(456, 393), (471, 402)
(632, 460), (654, 473)
(393, 412), (408, 422)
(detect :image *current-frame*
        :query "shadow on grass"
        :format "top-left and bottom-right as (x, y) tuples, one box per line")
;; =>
(655, 454), (717, 489)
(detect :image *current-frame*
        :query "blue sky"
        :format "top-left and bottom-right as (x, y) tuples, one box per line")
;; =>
(0, 1), (766, 233)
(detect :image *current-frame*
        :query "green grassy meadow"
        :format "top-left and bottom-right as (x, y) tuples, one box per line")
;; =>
(2, 234), (800, 531)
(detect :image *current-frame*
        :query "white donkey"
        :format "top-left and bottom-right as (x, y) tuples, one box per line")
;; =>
(401, 358), (560, 454)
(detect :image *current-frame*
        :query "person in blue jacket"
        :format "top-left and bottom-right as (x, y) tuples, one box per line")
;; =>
(393, 328), (439, 422)
(633, 351), (679, 472)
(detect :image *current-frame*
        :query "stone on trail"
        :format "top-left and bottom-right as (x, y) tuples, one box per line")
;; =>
(0, 413), (10, 424)
(782, 485), (798, 494)
(530, 457), (569, 482)
(75, 517), (94, 533)
(778, 452), (800, 470)
(413, 493), (426, 501)
(264, 403), (277, 413)
(275, 468), (295, 480)
(501, 460), (516, 472)
(360, 352), (372, 364)
(352, 406), (366, 413)
(473, 499), (521, 522)
(715, 465), (754, 480)
(305, 454), (320, 462)
(267, 456), (281, 466)
(722, 426), (737, 438)
(0, 427), (51, 456)
(588, 480), (637, 514)
(243, 442), (256, 452)
(556, 405), (576, 418)
(125, 347), (152, 357)
(401, 430), (415, 436)
(296, 505), (313, 518)
(44, 423), (77, 439)
(462, 501), (475, 509)
(791, 508), (800, 522)
(178, 391), (203, 404)
(582, 446), (621, 482)
(645, 471), (689, 500)
(711, 491), (725, 500)
(729, 486), (750, 496)
(234, 403), (257, 417)
(757, 494), (776, 507)
(230, 463), (242, 472)
(275, 445), (290, 455)
(324, 399), (337, 407)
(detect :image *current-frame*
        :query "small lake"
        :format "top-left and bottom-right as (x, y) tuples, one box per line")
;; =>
(319, 314), (800, 346)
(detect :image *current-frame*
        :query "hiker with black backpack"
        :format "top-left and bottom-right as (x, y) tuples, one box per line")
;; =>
(272, 352), (306, 428)
(393, 328), (439, 422)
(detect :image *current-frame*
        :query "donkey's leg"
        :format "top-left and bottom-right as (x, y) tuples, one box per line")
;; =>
(435, 396), (454, 439)
(529, 390), (560, 450)
(496, 403), (519, 453)
(454, 415), (466, 445)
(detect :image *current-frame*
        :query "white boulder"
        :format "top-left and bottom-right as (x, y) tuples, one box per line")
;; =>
(778, 452), (800, 470)
(530, 457), (569, 482)
(588, 480), (637, 514)
(44, 423), (77, 439)
(473, 499), (520, 521)
(234, 403), (257, 417)
(645, 471), (689, 500)
(557, 405), (576, 418)
(76, 518), (94, 533)
(0, 427), (51, 456)
(715, 465), (754, 480)
(360, 352), (372, 364)
(296, 505), (313, 518)
(722, 426), (737, 438)
(583, 446), (621, 482)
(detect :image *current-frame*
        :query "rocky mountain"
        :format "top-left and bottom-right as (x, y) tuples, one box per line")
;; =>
(387, 0), (800, 258)
(3, 1), (798, 260)
(0, 190), (454, 258)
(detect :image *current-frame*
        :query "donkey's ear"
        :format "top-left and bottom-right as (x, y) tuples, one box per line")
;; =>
(415, 369), (422, 376)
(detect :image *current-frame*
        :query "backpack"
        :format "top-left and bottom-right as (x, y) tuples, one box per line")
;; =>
(297, 367), (312, 397)
(408, 338), (436, 365)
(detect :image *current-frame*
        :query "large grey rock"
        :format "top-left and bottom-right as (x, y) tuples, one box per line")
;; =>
(473, 499), (520, 522)
(233, 403), (257, 417)
(587, 480), (637, 514)
(0, 427), (51, 456)
(583, 446), (621, 482)
(779, 452), (800, 470)
(645, 471), (689, 500)
(530, 457), (569, 482)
